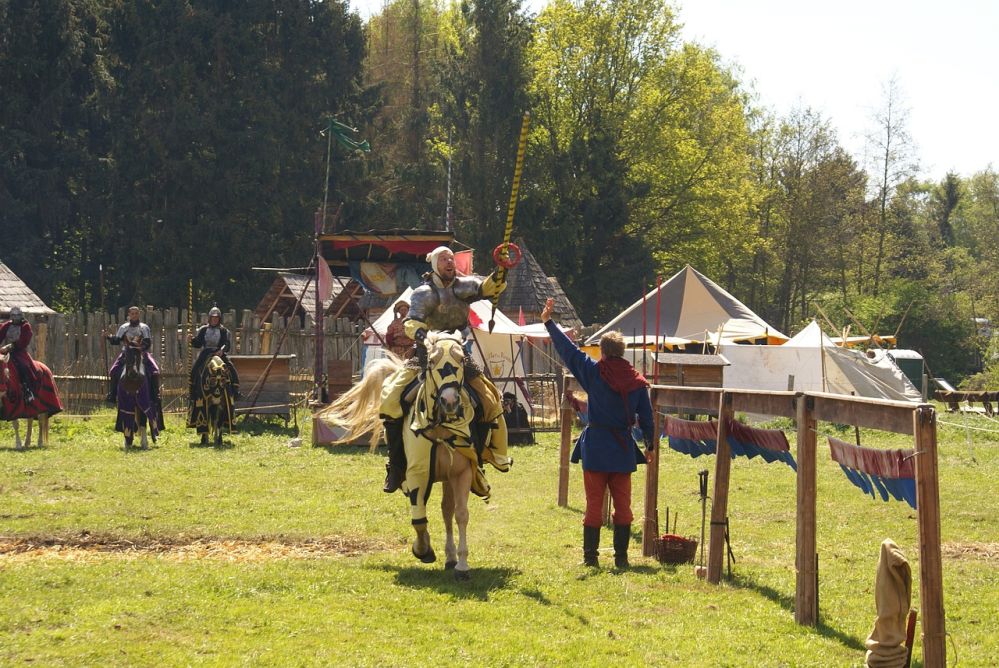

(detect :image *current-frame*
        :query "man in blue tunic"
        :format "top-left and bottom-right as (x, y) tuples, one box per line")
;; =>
(542, 298), (655, 568)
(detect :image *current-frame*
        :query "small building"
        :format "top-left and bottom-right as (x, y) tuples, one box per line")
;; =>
(654, 352), (729, 388)
(254, 272), (357, 324)
(497, 241), (583, 331)
(0, 260), (56, 317)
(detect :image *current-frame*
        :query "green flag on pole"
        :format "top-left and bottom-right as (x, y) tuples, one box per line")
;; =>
(329, 119), (370, 153)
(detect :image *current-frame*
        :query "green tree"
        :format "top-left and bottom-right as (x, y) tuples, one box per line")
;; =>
(526, 0), (757, 322)
(0, 0), (114, 309)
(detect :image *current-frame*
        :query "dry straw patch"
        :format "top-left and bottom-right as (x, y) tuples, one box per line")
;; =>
(0, 533), (389, 564)
(941, 541), (999, 563)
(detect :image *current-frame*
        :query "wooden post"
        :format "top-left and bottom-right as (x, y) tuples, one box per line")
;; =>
(795, 393), (818, 625)
(914, 406), (946, 667)
(34, 318), (48, 364)
(642, 389), (661, 557)
(557, 378), (573, 507)
(707, 392), (733, 584)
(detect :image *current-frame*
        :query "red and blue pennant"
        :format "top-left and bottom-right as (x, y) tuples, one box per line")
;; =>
(663, 416), (717, 458)
(726, 419), (797, 471)
(663, 417), (797, 470)
(828, 437), (917, 509)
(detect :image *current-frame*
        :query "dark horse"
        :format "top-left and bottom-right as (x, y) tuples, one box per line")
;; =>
(195, 355), (235, 446)
(115, 337), (163, 449)
(0, 352), (63, 449)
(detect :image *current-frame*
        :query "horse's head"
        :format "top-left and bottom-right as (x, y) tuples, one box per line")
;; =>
(202, 355), (230, 404)
(424, 331), (466, 421)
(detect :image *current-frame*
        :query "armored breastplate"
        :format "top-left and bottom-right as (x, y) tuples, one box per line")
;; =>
(118, 323), (148, 346)
(4, 324), (21, 344)
(204, 326), (222, 349)
(410, 277), (481, 332)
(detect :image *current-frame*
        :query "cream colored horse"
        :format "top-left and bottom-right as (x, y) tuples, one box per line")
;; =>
(322, 333), (478, 578)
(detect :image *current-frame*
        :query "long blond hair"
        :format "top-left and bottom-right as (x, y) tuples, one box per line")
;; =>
(317, 351), (403, 451)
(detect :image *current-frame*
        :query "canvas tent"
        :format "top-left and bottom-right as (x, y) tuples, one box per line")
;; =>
(585, 265), (786, 347)
(719, 321), (921, 402)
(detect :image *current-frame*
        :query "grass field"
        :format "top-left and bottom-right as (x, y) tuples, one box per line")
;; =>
(1, 408), (996, 666)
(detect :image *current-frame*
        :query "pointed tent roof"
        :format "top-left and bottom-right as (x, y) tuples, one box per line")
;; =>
(0, 261), (56, 316)
(585, 265), (785, 346)
(784, 321), (921, 402)
(497, 241), (583, 330)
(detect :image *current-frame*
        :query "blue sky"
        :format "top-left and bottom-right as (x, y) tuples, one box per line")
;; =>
(349, 0), (998, 181)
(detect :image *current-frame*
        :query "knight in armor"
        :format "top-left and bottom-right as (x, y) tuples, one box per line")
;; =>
(187, 306), (240, 443)
(0, 307), (41, 404)
(379, 246), (512, 494)
(104, 306), (161, 404)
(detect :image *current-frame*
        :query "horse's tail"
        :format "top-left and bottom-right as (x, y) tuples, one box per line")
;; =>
(317, 352), (404, 449)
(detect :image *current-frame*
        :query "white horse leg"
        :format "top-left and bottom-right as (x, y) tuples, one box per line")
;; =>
(140, 424), (148, 449)
(24, 417), (34, 449)
(453, 457), (473, 580)
(13, 419), (23, 450)
(40, 414), (48, 447)
(442, 478), (457, 570)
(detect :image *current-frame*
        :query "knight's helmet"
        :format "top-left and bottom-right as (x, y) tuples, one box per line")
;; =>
(208, 306), (222, 320)
(9, 306), (23, 322)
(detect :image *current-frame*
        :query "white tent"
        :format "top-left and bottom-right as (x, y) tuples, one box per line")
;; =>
(719, 321), (921, 402)
(585, 265), (787, 347)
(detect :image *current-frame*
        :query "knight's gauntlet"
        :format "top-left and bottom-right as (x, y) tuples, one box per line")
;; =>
(404, 318), (429, 342)
(480, 272), (507, 298)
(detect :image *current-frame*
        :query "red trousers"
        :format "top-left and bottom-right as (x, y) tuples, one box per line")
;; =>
(583, 470), (633, 527)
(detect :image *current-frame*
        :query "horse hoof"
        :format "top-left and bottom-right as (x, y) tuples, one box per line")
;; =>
(454, 569), (471, 582)
(444, 560), (457, 570)
(412, 546), (436, 564)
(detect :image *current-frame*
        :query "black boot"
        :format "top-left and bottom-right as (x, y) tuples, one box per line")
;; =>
(613, 524), (631, 569)
(382, 419), (406, 493)
(583, 525), (600, 567)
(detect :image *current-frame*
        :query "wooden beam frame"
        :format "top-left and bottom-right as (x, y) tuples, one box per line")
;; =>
(637, 383), (945, 664)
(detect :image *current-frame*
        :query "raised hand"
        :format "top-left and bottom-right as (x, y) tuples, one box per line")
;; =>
(540, 297), (555, 323)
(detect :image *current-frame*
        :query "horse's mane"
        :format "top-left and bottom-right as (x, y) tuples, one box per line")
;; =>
(318, 350), (404, 451)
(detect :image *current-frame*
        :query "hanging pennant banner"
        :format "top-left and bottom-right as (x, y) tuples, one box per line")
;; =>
(664, 416), (718, 458)
(726, 419), (797, 470)
(664, 416), (796, 470)
(828, 437), (917, 509)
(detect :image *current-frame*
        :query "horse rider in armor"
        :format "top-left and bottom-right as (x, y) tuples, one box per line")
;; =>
(379, 246), (512, 494)
(0, 307), (41, 404)
(188, 306), (241, 401)
(104, 306), (161, 404)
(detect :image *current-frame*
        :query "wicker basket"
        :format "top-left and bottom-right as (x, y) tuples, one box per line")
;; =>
(654, 534), (698, 565)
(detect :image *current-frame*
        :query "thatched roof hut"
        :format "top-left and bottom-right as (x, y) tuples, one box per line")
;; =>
(0, 260), (56, 316)
(497, 242), (582, 330)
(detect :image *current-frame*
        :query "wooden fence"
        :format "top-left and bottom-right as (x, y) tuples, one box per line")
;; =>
(19, 309), (362, 413)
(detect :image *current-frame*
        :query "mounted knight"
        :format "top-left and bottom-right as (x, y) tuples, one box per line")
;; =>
(187, 306), (240, 444)
(104, 306), (161, 408)
(0, 307), (40, 405)
(379, 246), (512, 496)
